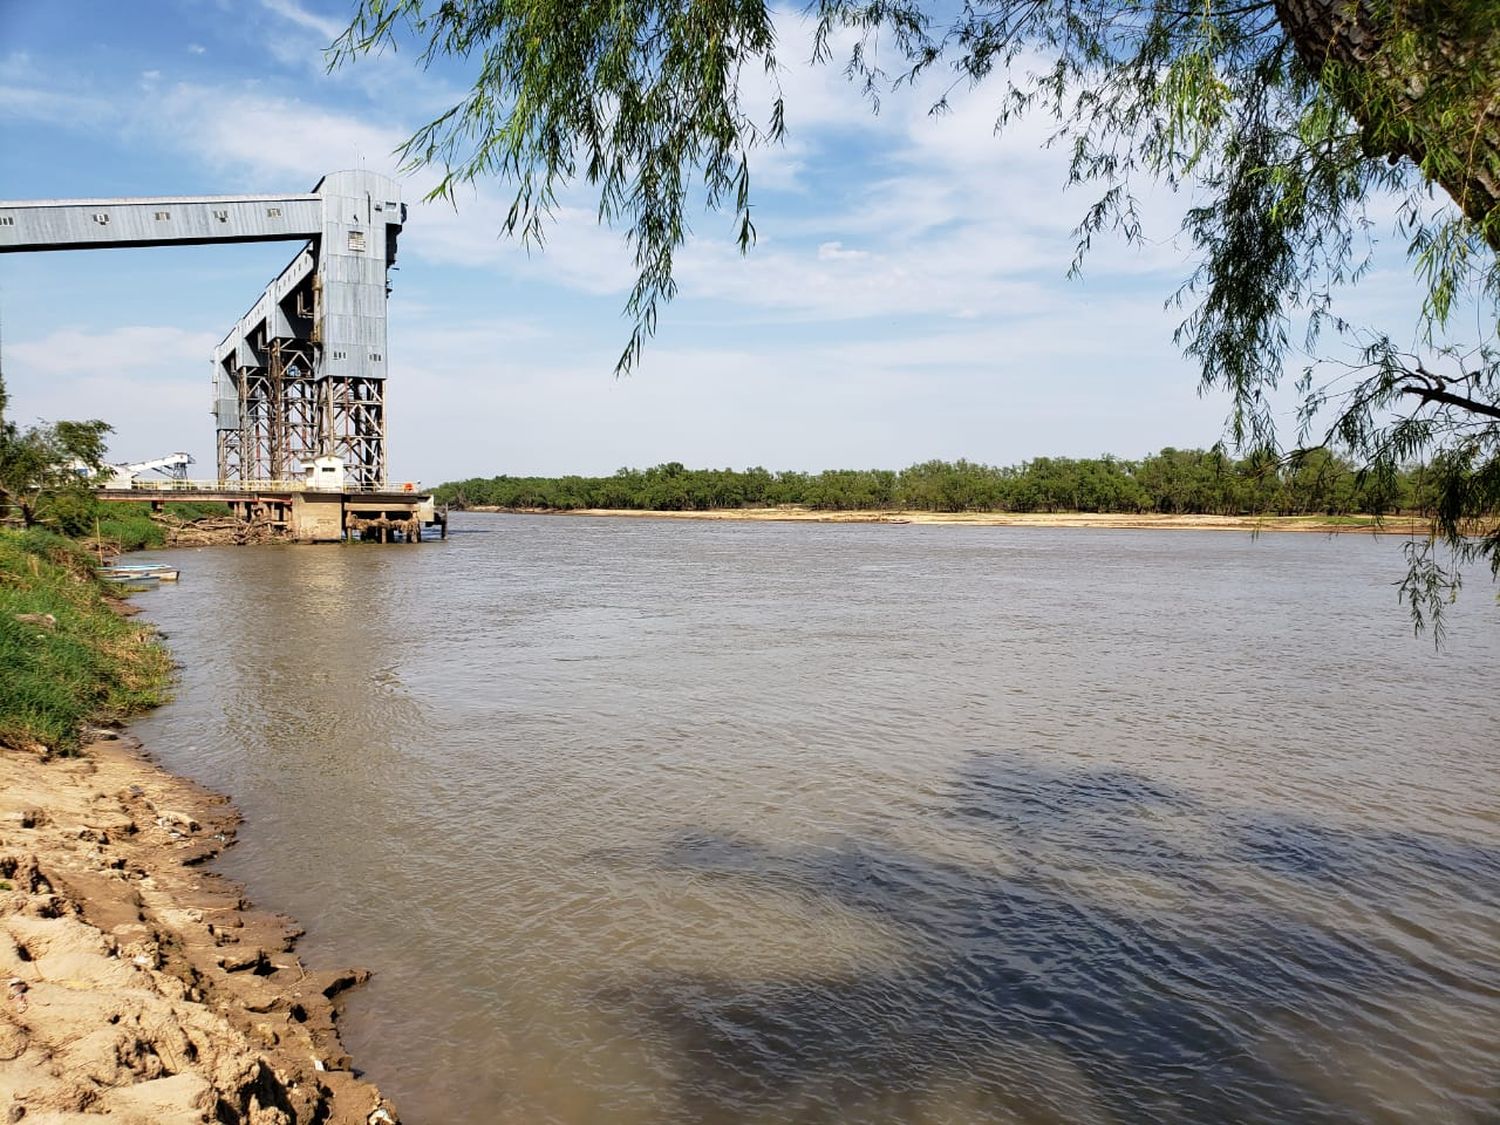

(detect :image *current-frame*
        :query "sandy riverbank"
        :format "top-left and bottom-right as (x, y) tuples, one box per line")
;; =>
(470, 507), (1433, 534)
(0, 733), (396, 1124)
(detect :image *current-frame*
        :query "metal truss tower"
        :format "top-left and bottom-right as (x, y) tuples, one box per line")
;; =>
(0, 171), (404, 489)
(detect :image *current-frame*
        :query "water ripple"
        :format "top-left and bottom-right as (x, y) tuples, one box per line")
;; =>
(127, 516), (1500, 1124)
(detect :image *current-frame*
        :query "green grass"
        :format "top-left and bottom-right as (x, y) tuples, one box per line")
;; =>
(97, 510), (166, 550)
(160, 501), (233, 520)
(37, 496), (234, 552)
(0, 529), (172, 754)
(100, 503), (232, 550)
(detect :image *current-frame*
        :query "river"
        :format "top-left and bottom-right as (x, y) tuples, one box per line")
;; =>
(126, 513), (1500, 1123)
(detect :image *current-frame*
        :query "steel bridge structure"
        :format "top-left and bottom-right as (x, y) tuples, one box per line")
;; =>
(0, 171), (404, 489)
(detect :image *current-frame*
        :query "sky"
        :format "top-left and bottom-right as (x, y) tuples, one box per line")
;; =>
(0, 0), (1441, 484)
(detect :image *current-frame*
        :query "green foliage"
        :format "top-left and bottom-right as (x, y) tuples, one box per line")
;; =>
(159, 501), (234, 520)
(0, 369), (113, 529)
(0, 529), (171, 753)
(332, 0), (784, 375)
(337, 0), (1500, 628)
(434, 448), (1430, 516)
(38, 489), (101, 538)
(29, 496), (231, 552)
(98, 512), (166, 552)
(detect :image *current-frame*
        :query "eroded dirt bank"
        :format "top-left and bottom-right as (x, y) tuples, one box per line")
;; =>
(0, 733), (397, 1125)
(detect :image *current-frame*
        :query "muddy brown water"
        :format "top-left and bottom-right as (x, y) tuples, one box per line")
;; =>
(127, 513), (1499, 1124)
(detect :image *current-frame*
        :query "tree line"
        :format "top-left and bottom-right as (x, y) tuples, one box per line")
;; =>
(435, 448), (1450, 516)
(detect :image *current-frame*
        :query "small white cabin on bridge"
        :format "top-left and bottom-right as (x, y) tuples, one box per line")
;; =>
(304, 455), (347, 491)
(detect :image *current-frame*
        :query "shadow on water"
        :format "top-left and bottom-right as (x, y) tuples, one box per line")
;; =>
(591, 753), (1500, 1124)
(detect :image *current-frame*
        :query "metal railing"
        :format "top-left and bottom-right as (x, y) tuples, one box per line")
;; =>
(102, 478), (313, 492)
(99, 478), (407, 494)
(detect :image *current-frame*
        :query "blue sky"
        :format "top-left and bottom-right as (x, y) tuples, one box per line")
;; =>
(0, 0), (1437, 483)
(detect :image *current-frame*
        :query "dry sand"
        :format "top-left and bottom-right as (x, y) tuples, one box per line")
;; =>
(0, 734), (397, 1125)
(477, 507), (1433, 535)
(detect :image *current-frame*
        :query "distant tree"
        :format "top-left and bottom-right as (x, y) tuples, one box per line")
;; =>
(0, 372), (112, 530)
(1284, 447), (1357, 515)
(431, 450), (1446, 519)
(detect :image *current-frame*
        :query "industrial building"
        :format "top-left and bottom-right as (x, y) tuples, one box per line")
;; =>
(0, 171), (441, 541)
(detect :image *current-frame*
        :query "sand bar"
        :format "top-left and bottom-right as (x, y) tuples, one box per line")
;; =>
(471, 507), (1435, 534)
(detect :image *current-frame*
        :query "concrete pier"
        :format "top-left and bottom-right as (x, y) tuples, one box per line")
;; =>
(95, 485), (447, 543)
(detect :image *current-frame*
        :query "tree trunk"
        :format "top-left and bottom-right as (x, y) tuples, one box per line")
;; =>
(1274, 0), (1500, 247)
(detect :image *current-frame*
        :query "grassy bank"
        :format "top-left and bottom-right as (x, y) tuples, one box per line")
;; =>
(37, 494), (233, 551)
(0, 529), (172, 753)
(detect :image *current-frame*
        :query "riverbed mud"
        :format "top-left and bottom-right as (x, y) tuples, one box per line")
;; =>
(0, 734), (397, 1124)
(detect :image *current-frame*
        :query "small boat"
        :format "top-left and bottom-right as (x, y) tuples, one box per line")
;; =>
(100, 571), (161, 586)
(101, 563), (180, 582)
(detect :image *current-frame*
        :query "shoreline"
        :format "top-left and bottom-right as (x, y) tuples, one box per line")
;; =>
(0, 730), (397, 1123)
(465, 506), (1434, 534)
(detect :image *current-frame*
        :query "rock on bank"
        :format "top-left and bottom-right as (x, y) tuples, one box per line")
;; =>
(0, 733), (397, 1124)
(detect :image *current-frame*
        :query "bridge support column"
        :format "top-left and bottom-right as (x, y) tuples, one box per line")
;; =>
(289, 492), (346, 543)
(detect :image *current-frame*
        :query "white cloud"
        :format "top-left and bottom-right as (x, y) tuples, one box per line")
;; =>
(7, 325), (217, 380)
(149, 84), (406, 187)
(817, 241), (869, 261)
(0, 83), (114, 129)
(0, 51), (118, 130)
(386, 305), (1225, 480)
(675, 236), (1051, 322)
(258, 0), (343, 42)
(188, 44), (207, 56)
(2, 75), (631, 297)
(106, 43), (1196, 337)
(752, 10), (889, 135)
(408, 193), (641, 294)
(4, 327), (220, 466)
(251, 0), (462, 111)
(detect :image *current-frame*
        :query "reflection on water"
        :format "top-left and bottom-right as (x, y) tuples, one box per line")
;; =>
(127, 516), (1500, 1123)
